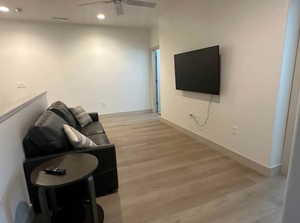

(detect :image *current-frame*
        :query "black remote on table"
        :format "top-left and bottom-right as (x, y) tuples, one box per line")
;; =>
(44, 168), (66, 176)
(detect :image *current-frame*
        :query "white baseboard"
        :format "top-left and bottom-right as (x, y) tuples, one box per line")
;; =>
(160, 117), (280, 177)
(100, 109), (153, 118)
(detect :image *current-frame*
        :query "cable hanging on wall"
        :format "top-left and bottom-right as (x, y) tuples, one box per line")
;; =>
(189, 95), (214, 128)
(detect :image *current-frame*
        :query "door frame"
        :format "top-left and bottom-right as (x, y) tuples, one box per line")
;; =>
(151, 47), (161, 114)
(282, 39), (300, 175)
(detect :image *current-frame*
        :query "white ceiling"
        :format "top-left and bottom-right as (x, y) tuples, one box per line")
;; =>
(0, 0), (159, 27)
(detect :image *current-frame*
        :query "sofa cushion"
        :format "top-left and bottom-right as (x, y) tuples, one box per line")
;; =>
(81, 122), (105, 136)
(63, 125), (97, 149)
(89, 134), (110, 145)
(48, 101), (78, 128)
(24, 111), (71, 157)
(69, 106), (93, 128)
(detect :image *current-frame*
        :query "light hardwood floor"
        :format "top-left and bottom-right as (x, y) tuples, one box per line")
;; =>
(97, 112), (286, 223)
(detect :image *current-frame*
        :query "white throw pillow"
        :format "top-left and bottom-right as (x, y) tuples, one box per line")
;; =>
(63, 124), (97, 149)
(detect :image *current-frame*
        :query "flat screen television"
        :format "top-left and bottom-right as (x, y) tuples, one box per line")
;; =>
(174, 45), (220, 95)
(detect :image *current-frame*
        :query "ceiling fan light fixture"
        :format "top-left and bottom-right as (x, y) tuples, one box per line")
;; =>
(79, 0), (157, 16)
(14, 8), (23, 13)
(97, 14), (106, 20)
(0, 6), (10, 13)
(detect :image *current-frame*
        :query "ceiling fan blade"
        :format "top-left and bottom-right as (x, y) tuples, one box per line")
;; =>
(115, 2), (124, 15)
(78, 0), (113, 7)
(126, 0), (156, 8)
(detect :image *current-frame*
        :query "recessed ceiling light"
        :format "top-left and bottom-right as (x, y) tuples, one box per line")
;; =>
(0, 6), (10, 13)
(97, 14), (105, 20)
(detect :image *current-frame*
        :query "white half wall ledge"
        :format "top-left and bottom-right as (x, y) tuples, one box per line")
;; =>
(0, 91), (48, 124)
(0, 91), (48, 223)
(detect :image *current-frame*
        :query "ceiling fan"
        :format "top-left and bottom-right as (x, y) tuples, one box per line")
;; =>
(78, 0), (157, 16)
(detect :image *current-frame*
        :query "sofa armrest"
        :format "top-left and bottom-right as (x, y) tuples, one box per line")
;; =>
(24, 144), (116, 180)
(24, 152), (68, 173)
(23, 144), (118, 212)
(75, 144), (119, 196)
(23, 151), (70, 212)
(89, 113), (99, 122)
(23, 151), (71, 189)
(76, 144), (117, 174)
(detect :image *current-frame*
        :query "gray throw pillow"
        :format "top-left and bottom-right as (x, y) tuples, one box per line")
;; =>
(69, 106), (93, 128)
(63, 124), (97, 149)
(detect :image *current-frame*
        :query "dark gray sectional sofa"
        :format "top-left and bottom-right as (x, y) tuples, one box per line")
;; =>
(22, 101), (118, 212)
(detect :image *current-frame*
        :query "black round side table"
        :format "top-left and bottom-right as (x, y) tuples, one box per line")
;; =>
(31, 153), (104, 223)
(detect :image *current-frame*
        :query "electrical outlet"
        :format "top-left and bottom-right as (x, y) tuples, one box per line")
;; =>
(99, 102), (106, 108)
(232, 125), (239, 135)
(17, 82), (27, 89)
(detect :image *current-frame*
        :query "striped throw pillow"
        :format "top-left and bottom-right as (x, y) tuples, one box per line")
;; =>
(69, 106), (93, 128)
(63, 124), (97, 149)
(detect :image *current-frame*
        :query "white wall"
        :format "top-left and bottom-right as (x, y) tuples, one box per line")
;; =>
(0, 20), (151, 114)
(150, 27), (159, 49)
(0, 93), (48, 223)
(159, 0), (289, 168)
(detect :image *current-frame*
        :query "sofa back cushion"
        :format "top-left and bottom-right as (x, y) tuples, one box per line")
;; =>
(23, 111), (71, 158)
(48, 101), (78, 128)
(69, 106), (93, 128)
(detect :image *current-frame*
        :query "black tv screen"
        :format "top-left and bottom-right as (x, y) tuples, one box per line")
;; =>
(174, 46), (220, 95)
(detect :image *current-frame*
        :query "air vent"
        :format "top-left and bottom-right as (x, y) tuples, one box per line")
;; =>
(52, 17), (69, 22)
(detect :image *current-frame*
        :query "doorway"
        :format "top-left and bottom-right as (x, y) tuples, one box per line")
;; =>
(154, 49), (161, 113)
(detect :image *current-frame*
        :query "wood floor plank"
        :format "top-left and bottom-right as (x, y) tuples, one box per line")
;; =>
(97, 112), (285, 223)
